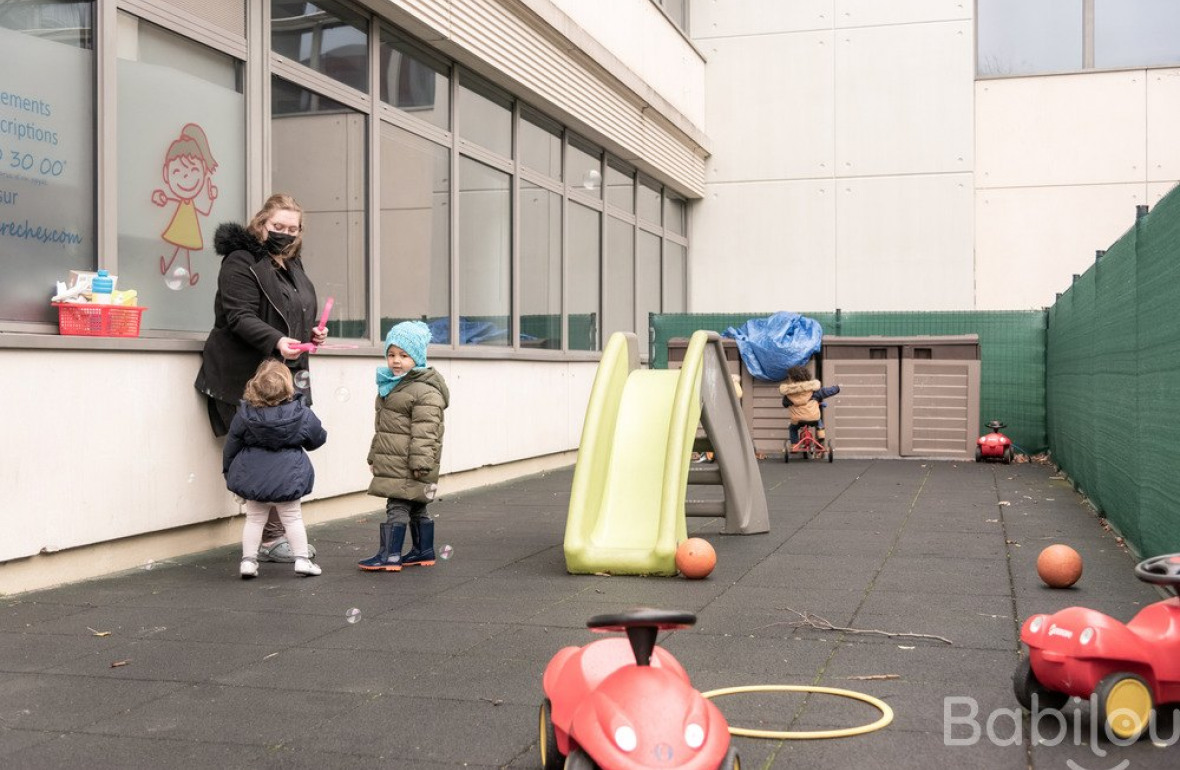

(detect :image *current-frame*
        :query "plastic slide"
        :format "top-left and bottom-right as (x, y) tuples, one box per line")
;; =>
(564, 329), (767, 575)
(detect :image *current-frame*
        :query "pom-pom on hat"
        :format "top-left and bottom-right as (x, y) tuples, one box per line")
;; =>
(383, 320), (432, 367)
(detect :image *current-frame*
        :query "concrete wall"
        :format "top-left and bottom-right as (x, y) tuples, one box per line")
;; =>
(688, 0), (1180, 312)
(0, 348), (594, 591)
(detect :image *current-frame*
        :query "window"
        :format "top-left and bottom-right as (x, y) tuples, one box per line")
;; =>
(604, 217), (634, 342)
(272, 77), (369, 340)
(458, 156), (511, 346)
(606, 161), (634, 214)
(519, 180), (562, 349)
(116, 13), (245, 332)
(271, 0), (368, 93)
(1, 0), (95, 325)
(636, 230), (661, 357)
(638, 178), (662, 225)
(379, 28), (449, 130)
(567, 202), (601, 350)
(567, 136), (602, 199)
(1095, 0), (1180, 69)
(519, 111), (562, 180)
(379, 123), (449, 341)
(663, 240), (686, 313)
(458, 79), (512, 157)
(653, 0), (688, 33)
(664, 195), (686, 237)
(978, 0), (1180, 76)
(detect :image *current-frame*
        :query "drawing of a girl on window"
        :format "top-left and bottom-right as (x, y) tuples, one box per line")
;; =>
(152, 123), (219, 287)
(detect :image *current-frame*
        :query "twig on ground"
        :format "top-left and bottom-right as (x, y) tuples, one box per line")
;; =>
(758, 607), (954, 646)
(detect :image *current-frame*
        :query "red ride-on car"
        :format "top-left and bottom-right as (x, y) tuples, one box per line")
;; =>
(1013, 553), (1180, 741)
(976, 420), (1014, 464)
(539, 608), (739, 770)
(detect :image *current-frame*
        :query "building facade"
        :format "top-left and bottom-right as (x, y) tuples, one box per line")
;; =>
(3, 0), (1179, 592)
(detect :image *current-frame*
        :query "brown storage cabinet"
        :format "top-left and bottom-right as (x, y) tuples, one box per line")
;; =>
(823, 335), (980, 460)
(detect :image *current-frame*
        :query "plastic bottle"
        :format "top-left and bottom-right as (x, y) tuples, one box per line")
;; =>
(91, 270), (113, 305)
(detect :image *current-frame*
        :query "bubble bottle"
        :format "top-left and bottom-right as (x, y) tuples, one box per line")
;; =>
(91, 270), (114, 305)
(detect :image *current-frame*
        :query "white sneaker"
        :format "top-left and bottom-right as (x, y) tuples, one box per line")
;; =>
(294, 557), (321, 577)
(240, 558), (259, 579)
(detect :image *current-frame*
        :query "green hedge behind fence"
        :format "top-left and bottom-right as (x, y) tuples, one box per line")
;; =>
(1048, 187), (1180, 558)
(650, 310), (1048, 453)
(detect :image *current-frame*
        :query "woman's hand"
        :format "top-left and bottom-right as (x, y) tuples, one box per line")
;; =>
(311, 325), (328, 345)
(276, 337), (304, 360)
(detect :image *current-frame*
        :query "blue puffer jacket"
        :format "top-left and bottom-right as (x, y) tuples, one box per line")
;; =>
(223, 395), (327, 502)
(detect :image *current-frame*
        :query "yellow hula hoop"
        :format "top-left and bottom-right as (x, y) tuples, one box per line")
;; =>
(700, 684), (894, 740)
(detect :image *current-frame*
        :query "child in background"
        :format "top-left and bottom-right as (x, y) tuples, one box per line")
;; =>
(359, 321), (450, 572)
(779, 364), (840, 446)
(224, 359), (327, 579)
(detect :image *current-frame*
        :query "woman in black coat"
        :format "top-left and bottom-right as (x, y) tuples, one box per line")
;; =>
(195, 193), (328, 560)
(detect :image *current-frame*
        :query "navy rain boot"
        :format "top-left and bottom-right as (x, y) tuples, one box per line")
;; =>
(403, 518), (435, 567)
(357, 524), (388, 570)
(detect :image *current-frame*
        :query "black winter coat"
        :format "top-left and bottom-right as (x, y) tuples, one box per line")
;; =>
(223, 395), (327, 502)
(194, 222), (319, 407)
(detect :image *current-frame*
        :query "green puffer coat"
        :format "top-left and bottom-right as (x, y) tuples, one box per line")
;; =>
(367, 367), (450, 503)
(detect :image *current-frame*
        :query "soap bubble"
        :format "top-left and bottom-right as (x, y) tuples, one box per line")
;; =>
(439, 544), (454, 561)
(293, 371), (311, 390)
(582, 168), (601, 190)
(164, 266), (189, 291)
(187, 473), (196, 484)
(345, 608), (362, 624)
(334, 386), (351, 402)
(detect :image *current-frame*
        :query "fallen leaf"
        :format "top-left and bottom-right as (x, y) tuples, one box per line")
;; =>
(86, 627), (111, 637)
(897, 645), (915, 650)
(997, 501), (1011, 506)
(110, 660), (129, 668)
(846, 674), (900, 680)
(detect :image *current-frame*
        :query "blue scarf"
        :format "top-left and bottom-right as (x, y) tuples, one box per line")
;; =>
(376, 366), (425, 397)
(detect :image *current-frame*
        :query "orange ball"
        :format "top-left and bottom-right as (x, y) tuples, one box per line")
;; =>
(676, 538), (716, 579)
(1037, 544), (1083, 588)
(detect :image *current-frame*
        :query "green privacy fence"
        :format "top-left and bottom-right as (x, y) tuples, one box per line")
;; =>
(1047, 188), (1180, 558)
(650, 309), (1048, 453)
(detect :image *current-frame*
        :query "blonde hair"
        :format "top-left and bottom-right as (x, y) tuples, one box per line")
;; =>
(243, 359), (294, 407)
(247, 193), (304, 259)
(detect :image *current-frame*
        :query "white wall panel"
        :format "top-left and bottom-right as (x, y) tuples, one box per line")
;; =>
(0, 351), (595, 563)
(692, 0), (833, 38)
(689, 179), (836, 312)
(546, 0), (704, 125)
(975, 185), (1147, 310)
(835, 21), (973, 176)
(976, 73), (1146, 188)
(1147, 69), (1180, 182)
(703, 30), (833, 182)
(835, 0), (970, 28)
(1149, 181), (1179, 206)
(834, 174), (974, 310)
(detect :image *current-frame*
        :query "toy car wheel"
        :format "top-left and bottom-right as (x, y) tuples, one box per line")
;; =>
(1013, 656), (1068, 712)
(1003, 446), (1013, 464)
(975, 446), (983, 462)
(827, 439), (834, 463)
(1095, 672), (1154, 741)
(783, 442), (790, 463)
(563, 747), (597, 770)
(718, 744), (741, 770)
(539, 698), (564, 770)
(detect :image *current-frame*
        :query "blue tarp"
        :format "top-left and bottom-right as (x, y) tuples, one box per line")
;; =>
(722, 311), (824, 381)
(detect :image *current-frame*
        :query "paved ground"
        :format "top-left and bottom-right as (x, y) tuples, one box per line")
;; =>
(1, 458), (1176, 769)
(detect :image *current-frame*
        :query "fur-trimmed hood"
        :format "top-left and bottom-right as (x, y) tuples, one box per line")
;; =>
(213, 222), (266, 260)
(779, 379), (820, 397)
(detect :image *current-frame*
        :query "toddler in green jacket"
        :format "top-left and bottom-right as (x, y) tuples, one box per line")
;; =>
(359, 321), (450, 572)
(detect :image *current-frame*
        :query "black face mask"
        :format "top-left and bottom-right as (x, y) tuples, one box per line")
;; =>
(265, 232), (296, 255)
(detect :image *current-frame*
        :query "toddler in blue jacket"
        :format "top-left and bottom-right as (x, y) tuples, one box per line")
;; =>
(224, 359), (327, 579)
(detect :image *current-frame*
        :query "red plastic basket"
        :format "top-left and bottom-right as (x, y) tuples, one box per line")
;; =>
(54, 303), (147, 338)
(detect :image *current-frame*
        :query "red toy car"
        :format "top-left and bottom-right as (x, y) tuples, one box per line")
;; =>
(539, 608), (739, 770)
(1013, 552), (1180, 740)
(976, 420), (1013, 464)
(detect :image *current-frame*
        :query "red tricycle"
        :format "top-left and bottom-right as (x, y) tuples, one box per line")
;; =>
(1013, 552), (1180, 740)
(975, 420), (1013, 464)
(539, 608), (739, 770)
(783, 422), (832, 463)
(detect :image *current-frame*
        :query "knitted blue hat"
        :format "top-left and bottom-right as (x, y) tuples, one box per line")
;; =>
(383, 320), (432, 367)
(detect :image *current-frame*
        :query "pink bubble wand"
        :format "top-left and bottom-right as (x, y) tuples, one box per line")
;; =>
(294, 297), (356, 352)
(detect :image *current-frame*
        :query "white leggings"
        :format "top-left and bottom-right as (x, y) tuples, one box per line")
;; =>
(242, 500), (309, 559)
